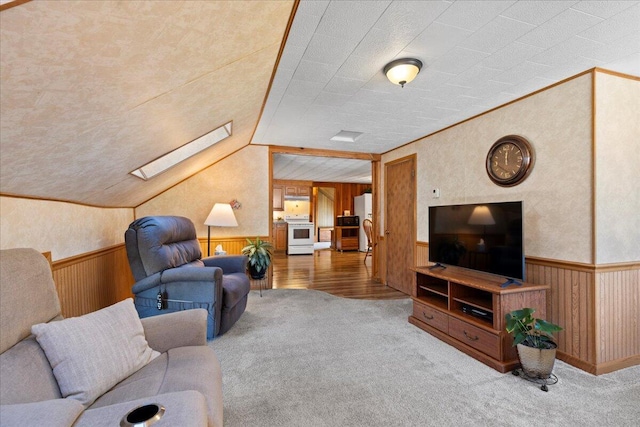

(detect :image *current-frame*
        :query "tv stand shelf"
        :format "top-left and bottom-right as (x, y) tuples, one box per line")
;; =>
(409, 266), (549, 373)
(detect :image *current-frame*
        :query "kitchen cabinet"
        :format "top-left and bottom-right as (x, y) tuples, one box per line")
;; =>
(272, 222), (287, 252)
(285, 185), (310, 197)
(273, 185), (284, 211)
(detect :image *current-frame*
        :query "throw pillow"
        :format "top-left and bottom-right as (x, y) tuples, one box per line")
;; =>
(31, 298), (160, 407)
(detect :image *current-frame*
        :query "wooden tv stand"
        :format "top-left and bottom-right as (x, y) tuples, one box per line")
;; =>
(409, 266), (549, 373)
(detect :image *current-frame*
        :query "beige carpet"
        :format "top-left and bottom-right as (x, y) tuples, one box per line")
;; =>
(210, 289), (640, 427)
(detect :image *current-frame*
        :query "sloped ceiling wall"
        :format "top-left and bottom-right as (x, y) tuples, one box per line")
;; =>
(0, 0), (294, 207)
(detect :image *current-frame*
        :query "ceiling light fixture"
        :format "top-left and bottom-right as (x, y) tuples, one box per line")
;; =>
(383, 58), (423, 88)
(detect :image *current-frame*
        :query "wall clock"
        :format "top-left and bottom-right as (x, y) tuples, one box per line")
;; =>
(486, 135), (534, 187)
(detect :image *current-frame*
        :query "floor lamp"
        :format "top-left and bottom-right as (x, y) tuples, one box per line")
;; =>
(204, 203), (238, 256)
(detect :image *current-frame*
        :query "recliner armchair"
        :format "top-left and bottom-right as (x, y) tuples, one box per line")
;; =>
(125, 215), (250, 339)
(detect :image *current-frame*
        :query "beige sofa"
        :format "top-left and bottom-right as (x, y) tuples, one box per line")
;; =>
(0, 248), (223, 426)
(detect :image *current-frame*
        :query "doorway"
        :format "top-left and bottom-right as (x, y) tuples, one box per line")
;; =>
(315, 187), (335, 250)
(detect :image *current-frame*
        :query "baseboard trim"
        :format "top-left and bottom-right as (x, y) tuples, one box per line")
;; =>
(594, 355), (640, 375)
(556, 351), (597, 374)
(556, 351), (640, 375)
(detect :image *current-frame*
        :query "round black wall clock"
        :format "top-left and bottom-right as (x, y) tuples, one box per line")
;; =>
(486, 135), (534, 187)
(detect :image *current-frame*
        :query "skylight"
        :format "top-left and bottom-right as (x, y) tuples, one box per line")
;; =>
(130, 121), (232, 180)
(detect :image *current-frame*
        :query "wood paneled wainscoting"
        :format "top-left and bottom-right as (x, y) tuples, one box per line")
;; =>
(594, 267), (640, 372)
(48, 236), (269, 319)
(413, 241), (639, 374)
(198, 237), (253, 257)
(199, 236), (272, 291)
(50, 244), (133, 318)
(526, 258), (640, 374)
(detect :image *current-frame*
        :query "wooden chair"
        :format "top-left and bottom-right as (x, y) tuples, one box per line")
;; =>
(362, 218), (373, 264)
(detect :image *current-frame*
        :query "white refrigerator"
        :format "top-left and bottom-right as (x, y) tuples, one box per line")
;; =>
(353, 193), (372, 252)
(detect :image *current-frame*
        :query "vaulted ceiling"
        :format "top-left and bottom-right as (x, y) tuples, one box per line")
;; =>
(0, 0), (294, 207)
(1, 1), (639, 207)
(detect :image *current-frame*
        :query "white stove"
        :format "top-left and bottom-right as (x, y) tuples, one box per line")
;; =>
(284, 214), (314, 255)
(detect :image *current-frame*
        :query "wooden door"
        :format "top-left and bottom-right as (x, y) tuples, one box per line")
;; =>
(385, 155), (415, 295)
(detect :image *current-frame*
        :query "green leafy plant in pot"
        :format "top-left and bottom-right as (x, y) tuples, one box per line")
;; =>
(505, 308), (562, 379)
(241, 237), (274, 280)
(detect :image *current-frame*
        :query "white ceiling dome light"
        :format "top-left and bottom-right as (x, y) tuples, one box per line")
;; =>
(383, 58), (423, 88)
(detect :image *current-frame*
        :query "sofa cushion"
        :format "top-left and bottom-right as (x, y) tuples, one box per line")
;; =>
(31, 298), (160, 407)
(157, 347), (223, 427)
(0, 336), (62, 405)
(91, 346), (223, 427)
(221, 272), (251, 309)
(0, 398), (84, 427)
(90, 352), (168, 409)
(0, 248), (62, 354)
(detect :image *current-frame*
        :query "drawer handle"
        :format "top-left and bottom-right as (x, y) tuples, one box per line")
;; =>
(422, 312), (434, 320)
(464, 331), (479, 341)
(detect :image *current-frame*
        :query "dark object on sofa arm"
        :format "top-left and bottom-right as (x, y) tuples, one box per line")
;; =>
(125, 215), (250, 339)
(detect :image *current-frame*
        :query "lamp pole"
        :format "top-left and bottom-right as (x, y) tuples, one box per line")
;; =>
(204, 203), (238, 257)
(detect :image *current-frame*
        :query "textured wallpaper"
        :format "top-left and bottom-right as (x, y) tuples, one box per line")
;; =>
(595, 73), (640, 264)
(0, 196), (133, 261)
(135, 145), (270, 238)
(0, 1), (293, 207)
(382, 73), (594, 264)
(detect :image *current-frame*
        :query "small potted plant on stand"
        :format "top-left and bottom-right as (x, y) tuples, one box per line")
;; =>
(242, 237), (274, 280)
(505, 307), (563, 391)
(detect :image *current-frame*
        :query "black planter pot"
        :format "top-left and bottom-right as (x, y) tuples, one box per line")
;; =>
(248, 264), (267, 280)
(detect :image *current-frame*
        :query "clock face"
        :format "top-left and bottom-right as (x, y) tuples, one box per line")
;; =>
(486, 136), (533, 186)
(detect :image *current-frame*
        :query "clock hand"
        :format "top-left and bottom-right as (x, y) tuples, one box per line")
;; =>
(496, 164), (510, 174)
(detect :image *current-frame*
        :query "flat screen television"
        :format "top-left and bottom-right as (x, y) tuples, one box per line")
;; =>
(428, 201), (524, 281)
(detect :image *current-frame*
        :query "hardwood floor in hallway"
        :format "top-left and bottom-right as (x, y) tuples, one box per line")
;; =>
(271, 249), (407, 300)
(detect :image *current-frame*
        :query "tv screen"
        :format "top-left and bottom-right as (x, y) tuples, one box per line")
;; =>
(428, 201), (524, 280)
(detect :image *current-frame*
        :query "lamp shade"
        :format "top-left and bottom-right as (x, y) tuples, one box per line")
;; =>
(384, 58), (423, 87)
(468, 206), (496, 225)
(205, 203), (238, 227)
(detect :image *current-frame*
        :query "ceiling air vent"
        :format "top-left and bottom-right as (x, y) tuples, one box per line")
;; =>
(330, 130), (363, 143)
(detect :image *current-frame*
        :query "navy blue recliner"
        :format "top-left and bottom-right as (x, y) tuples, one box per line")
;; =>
(125, 215), (250, 339)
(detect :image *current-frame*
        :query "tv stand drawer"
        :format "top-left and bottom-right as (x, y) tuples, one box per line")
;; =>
(449, 317), (500, 359)
(412, 301), (448, 333)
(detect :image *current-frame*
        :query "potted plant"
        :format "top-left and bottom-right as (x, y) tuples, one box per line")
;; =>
(505, 308), (562, 380)
(241, 237), (274, 279)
